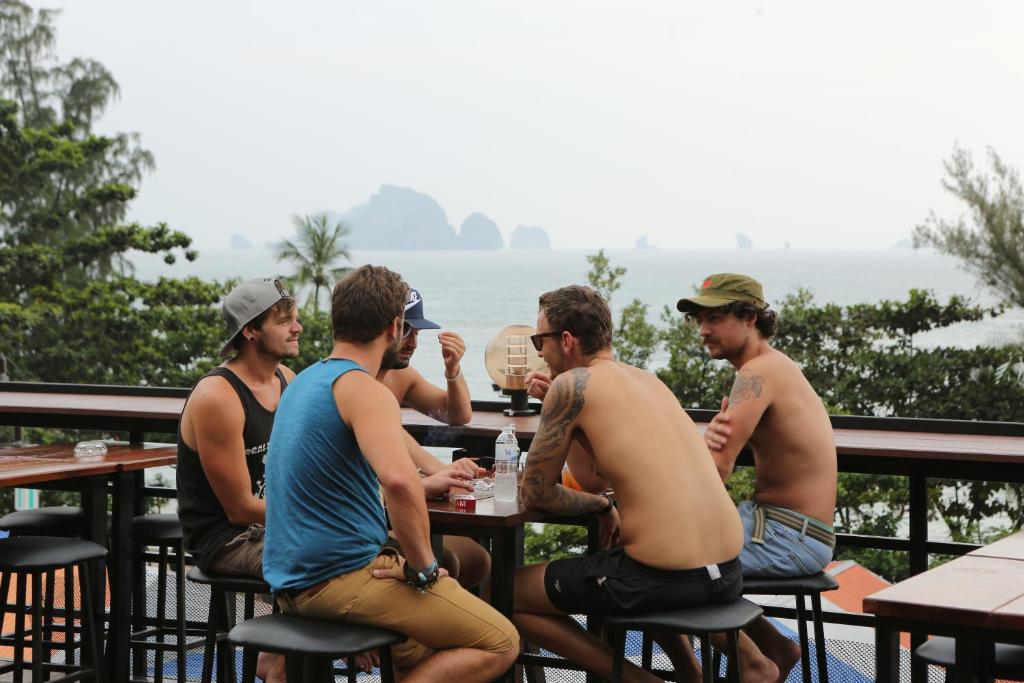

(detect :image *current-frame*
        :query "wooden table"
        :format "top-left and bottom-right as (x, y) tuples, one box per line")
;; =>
(863, 549), (1024, 682)
(0, 442), (177, 683)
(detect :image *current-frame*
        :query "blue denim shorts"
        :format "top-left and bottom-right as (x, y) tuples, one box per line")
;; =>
(737, 501), (833, 577)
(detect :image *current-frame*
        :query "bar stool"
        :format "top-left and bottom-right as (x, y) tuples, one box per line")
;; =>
(0, 535), (107, 682)
(229, 613), (406, 683)
(603, 598), (763, 683)
(916, 637), (1024, 680)
(0, 506), (95, 670)
(741, 572), (839, 683)
(130, 513), (207, 683)
(187, 567), (273, 683)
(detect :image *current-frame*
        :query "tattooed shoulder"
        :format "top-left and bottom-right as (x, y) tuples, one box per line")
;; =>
(729, 369), (764, 406)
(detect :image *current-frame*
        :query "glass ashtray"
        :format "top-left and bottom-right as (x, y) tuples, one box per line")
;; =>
(74, 441), (108, 457)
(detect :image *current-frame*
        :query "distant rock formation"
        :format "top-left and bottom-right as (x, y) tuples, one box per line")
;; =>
(335, 185), (458, 250)
(230, 233), (253, 249)
(893, 238), (913, 249)
(635, 235), (655, 250)
(510, 225), (551, 250)
(736, 232), (753, 250)
(457, 213), (503, 249)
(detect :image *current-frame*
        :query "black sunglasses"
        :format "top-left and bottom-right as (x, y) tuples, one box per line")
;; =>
(402, 321), (416, 339)
(530, 330), (564, 352)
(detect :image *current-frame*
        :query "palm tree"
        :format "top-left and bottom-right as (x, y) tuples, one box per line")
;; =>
(275, 213), (352, 310)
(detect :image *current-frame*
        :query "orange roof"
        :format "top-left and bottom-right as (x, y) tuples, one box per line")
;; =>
(827, 560), (911, 649)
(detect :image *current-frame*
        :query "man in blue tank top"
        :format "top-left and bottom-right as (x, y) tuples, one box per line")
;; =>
(264, 265), (519, 682)
(177, 277), (301, 683)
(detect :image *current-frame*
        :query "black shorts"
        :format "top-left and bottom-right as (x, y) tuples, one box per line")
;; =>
(543, 547), (743, 615)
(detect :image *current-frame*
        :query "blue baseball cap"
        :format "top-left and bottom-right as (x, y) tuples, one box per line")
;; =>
(405, 288), (441, 330)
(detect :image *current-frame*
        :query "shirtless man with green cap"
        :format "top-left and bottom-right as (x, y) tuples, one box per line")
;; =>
(677, 273), (838, 681)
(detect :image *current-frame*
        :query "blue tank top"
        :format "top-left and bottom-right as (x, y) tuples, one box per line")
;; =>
(263, 358), (388, 594)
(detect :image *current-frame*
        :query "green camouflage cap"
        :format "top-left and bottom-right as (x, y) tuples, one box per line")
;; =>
(676, 273), (767, 314)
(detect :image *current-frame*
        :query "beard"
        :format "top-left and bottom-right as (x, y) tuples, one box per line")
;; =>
(380, 336), (402, 370)
(255, 335), (297, 361)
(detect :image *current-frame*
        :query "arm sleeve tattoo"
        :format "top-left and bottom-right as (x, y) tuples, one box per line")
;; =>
(520, 369), (609, 516)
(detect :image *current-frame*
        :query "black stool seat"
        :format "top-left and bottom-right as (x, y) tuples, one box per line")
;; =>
(602, 598), (763, 633)
(0, 506), (88, 536)
(229, 614), (406, 657)
(187, 566), (270, 594)
(742, 572), (839, 595)
(916, 637), (1024, 676)
(133, 513), (184, 542)
(0, 536), (107, 569)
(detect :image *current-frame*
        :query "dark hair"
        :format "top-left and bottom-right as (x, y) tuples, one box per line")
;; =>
(331, 265), (408, 343)
(538, 285), (613, 355)
(686, 301), (777, 339)
(230, 297), (297, 352)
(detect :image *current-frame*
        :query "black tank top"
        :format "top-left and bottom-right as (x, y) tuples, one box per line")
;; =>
(176, 366), (287, 571)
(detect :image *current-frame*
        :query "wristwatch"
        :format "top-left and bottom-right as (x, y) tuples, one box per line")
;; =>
(596, 492), (616, 516)
(404, 558), (441, 591)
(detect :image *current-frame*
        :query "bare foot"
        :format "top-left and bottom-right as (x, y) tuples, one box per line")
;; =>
(763, 638), (801, 683)
(256, 651), (287, 683)
(738, 654), (778, 683)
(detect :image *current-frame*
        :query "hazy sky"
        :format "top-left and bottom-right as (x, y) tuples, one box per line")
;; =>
(46, 0), (1024, 249)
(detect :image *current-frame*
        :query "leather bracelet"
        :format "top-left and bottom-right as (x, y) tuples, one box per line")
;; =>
(404, 558), (440, 591)
(444, 368), (462, 382)
(596, 493), (616, 516)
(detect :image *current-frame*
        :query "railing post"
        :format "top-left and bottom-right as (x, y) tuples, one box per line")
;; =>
(909, 473), (928, 575)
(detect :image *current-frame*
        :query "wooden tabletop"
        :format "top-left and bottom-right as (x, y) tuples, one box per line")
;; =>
(863, 555), (1024, 630)
(0, 442), (177, 487)
(426, 496), (545, 528)
(968, 531), (1024, 561)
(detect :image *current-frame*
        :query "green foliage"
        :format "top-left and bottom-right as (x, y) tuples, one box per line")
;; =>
(276, 213), (352, 312)
(0, 1), (154, 256)
(524, 523), (588, 564)
(914, 145), (1024, 309)
(584, 249), (625, 302)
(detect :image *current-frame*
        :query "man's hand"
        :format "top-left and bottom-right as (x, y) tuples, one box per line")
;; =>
(524, 371), (552, 400)
(450, 457), (486, 479)
(422, 469), (474, 499)
(439, 331), (466, 377)
(372, 557), (449, 581)
(704, 396), (732, 452)
(598, 505), (621, 549)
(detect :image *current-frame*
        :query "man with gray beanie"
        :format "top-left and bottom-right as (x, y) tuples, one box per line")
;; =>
(177, 277), (301, 683)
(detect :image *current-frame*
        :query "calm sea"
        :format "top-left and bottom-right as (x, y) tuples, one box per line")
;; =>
(131, 248), (1023, 399)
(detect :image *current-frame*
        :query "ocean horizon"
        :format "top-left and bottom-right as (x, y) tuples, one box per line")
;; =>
(131, 247), (1023, 400)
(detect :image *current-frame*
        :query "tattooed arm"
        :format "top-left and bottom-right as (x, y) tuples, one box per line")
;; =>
(709, 366), (771, 482)
(519, 368), (611, 516)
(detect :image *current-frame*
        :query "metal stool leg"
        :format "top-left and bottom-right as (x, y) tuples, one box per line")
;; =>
(175, 543), (188, 683)
(64, 565), (76, 666)
(641, 631), (654, 670)
(155, 543), (169, 683)
(795, 593), (812, 683)
(610, 626), (627, 683)
(380, 646), (398, 683)
(42, 569), (56, 669)
(726, 630), (741, 683)
(701, 633), (714, 683)
(200, 590), (218, 683)
(13, 572), (27, 683)
(240, 646), (258, 683)
(811, 592), (829, 683)
(31, 571), (43, 683)
(81, 557), (106, 681)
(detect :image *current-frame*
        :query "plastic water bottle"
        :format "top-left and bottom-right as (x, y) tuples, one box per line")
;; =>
(494, 425), (518, 502)
(507, 424), (521, 469)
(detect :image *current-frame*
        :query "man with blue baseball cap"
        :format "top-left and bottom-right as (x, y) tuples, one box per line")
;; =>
(379, 287), (472, 425)
(376, 287), (490, 590)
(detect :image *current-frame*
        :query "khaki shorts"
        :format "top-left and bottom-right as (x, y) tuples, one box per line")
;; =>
(277, 550), (519, 670)
(208, 525), (265, 578)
